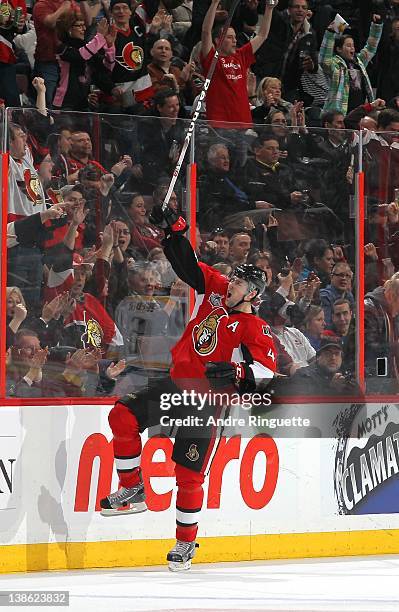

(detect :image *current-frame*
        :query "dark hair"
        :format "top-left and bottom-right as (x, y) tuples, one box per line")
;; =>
(321, 110), (343, 127)
(154, 88), (179, 108)
(253, 133), (279, 149)
(304, 239), (332, 265)
(288, 0), (308, 6)
(377, 108), (399, 129)
(9, 122), (26, 141)
(333, 297), (352, 311)
(334, 34), (354, 55)
(212, 24), (234, 43)
(210, 228), (229, 240)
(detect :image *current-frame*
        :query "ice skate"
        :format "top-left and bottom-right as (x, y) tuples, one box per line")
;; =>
(100, 480), (147, 516)
(167, 540), (199, 572)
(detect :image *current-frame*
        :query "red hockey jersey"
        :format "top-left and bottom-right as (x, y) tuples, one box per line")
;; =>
(170, 262), (276, 384)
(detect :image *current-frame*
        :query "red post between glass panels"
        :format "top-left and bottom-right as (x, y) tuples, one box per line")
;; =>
(0, 153), (9, 398)
(188, 162), (197, 317)
(357, 170), (365, 392)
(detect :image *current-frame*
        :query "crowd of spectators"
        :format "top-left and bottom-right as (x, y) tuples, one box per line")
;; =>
(2, 0), (399, 397)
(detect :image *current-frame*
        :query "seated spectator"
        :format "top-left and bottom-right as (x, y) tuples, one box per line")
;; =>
(66, 129), (129, 184)
(6, 287), (27, 348)
(303, 305), (326, 351)
(228, 232), (252, 266)
(268, 294), (316, 370)
(299, 239), (335, 287)
(212, 228), (230, 260)
(7, 328), (47, 397)
(319, 15), (383, 115)
(53, 14), (116, 111)
(319, 262), (355, 327)
(284, 336), (359, 396)
(324, 298), (355, 374)
(125, 193), (164, 256)
(244, 134), (304, 209)
(252, 77), (292, 124)
(365, 271), (399, 392)
(198, 143), (270, 230)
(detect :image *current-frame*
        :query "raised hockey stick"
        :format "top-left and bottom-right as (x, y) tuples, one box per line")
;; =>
(161, 0), (242, 211)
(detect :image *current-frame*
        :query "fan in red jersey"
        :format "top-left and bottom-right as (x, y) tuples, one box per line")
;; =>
(100, 205), (276, 572)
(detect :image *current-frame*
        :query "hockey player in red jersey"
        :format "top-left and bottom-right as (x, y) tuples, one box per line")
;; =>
(100, 207), (276, 571)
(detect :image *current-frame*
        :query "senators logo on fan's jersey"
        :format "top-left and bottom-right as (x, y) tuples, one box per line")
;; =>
(116, 42), (144, 71)
(192, 307), (228, 356)
(16, 169), (43, 205)
(81, 316), (104, 349)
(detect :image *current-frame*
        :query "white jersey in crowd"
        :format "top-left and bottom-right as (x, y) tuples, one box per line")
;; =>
(273, 326), (316, 369)
(8, 147), (46, 221)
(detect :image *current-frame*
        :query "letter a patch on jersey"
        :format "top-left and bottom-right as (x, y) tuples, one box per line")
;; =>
(192, 307), (227, 356)
(262, 324), (272, 338)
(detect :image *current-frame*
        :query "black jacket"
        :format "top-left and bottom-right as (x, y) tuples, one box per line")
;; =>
(253, 10), (318, 95)
(364, 285), (399, 392)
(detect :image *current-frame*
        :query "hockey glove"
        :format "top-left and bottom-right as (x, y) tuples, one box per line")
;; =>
(149, 205), (188, 235)
(205, 361), (244, 388)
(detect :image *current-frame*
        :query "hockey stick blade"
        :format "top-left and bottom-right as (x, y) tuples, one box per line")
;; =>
(161, 0), (242, 212)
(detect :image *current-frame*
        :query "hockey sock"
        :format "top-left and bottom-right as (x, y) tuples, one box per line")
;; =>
(108, 401), (142, 488)
(175, 464), (205, 542)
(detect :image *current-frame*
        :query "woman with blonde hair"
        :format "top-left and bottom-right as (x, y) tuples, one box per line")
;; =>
(252, 77), (292, 124)
(303, 304), (325, 351)
(6, 287), (27, 348)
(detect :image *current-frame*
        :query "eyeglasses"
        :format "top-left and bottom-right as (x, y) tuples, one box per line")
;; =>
(333, 272), (353, 279)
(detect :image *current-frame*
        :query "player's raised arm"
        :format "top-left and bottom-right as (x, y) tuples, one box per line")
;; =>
(150, 205), (206, 293)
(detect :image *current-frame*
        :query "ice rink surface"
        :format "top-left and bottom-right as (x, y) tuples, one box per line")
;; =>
(1, 556), (399, 612)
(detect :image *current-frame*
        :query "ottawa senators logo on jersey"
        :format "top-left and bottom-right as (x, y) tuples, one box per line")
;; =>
(16, 169), (43, 205)
(185, 444), (200, 462)
(192, 307), (228, 356)
(81, 316), (104, 349)
(116, 42), (144, 71)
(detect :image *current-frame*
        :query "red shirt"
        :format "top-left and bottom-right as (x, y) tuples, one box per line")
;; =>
(170, 263), (276, 384)
(201, 43), (255, 125)
(33, 0), (77, 62)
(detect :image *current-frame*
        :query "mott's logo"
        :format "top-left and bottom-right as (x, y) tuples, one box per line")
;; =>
(335, 404), (399, 514)
(75, 435), (279, 512)
(0, 459), (15, 494)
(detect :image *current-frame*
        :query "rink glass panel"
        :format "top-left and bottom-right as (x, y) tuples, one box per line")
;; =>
(1, 107), (397, 402)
